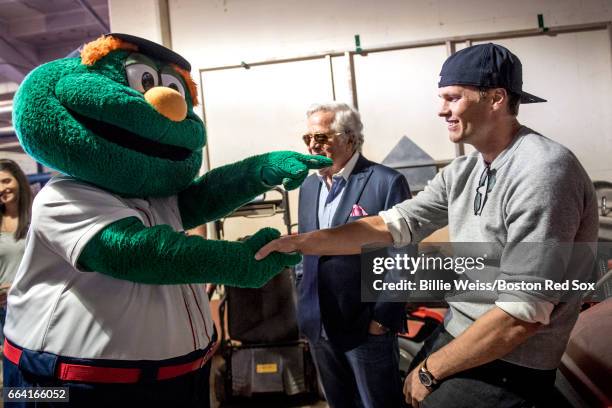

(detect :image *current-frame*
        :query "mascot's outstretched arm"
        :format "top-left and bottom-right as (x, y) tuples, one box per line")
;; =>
(79, 221), (299, 287)
(77, 151), (329, 286)
(179, 151), (331, 228)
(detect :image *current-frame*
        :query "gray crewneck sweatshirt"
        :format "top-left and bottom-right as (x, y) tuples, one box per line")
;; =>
(380, 126), (598, 369)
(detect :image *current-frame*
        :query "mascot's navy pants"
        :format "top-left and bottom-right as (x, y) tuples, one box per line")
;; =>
(3, 352), (211, 407)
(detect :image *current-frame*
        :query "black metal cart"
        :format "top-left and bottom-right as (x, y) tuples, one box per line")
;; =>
(210, 188), (319, 406)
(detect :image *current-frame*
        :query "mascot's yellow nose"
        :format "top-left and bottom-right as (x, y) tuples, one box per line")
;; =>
(144, 87), (187, 122)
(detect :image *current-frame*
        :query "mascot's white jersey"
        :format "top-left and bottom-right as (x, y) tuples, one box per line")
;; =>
(5, 176), (215, 360)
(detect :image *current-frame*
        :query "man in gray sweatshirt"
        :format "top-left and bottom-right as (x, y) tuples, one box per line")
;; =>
(256, 43), (598, 407)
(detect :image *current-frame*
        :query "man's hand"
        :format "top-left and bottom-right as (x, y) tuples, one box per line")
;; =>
(404, 363), (432, 407)
(368, 320), (389, 335)
(244, 228), (302, 286)
(254, 234), (301, 260)
(255, 216), (393, 260)
(259, 151), (332, 190)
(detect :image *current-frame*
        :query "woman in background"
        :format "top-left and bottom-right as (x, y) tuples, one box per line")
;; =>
(0, 159), (32, 344)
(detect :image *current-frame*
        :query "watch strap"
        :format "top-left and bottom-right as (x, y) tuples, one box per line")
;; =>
(420, 356), (439, 388)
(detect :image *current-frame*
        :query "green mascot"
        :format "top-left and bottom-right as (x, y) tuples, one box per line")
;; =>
(3, 33), (330, 406)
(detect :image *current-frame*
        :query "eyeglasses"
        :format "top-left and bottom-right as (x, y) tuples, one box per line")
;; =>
(302, 132), (342, 146)
(474, 165), (496, 216)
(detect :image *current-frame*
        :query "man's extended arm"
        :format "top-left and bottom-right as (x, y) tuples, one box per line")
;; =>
(255, 215), (393, 259)
(257, 167), (450, 259)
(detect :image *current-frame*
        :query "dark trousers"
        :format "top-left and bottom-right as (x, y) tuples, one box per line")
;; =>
(311, 332), (404, 408)
(409, 326), (556, 408)
(3, 356), (211, 407)
(0, 305), (6, 343)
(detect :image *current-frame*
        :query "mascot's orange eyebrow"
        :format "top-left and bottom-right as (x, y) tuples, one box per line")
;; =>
(81, 35), (199, 106)
(170, 63), (199, 106)
(80, 35), (137, 65)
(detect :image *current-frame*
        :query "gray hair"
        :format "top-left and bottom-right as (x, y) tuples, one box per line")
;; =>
(306, 102), (364, 152)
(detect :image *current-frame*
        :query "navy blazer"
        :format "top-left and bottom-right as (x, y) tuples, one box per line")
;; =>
(297, 154), (411, 351)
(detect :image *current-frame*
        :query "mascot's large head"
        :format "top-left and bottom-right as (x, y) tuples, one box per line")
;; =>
(13, 33), (205, 197)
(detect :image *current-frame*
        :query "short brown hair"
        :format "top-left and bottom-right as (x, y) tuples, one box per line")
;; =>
(479, 87), (520, 116)
(507, 91), (521, 116)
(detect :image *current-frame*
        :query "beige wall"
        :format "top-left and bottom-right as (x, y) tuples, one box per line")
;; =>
(166, 0), (612, 68)
(109, 0), (166, 44)
(109, 0), (612, 240)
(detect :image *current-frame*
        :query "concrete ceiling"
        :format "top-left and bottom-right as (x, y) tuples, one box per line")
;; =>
(0, 0), (109, 137)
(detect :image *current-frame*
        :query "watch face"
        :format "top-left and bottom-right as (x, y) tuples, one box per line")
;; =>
(418, 371), (433, 387)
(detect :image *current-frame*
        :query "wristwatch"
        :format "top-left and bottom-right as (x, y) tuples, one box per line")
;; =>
(418, 356), (439, 389)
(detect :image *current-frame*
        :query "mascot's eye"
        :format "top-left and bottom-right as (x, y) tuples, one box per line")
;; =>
(142, 72), (155, 91)
(126, 64), (159, 93)
(161, 73), (186, 98)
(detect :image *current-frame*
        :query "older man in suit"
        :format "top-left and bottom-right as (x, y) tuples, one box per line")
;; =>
(297, 102), (411, 408)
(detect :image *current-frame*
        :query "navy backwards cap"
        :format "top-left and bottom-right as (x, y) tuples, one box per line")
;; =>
(438, 43), (546, 104)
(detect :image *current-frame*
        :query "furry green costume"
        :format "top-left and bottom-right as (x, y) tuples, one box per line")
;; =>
(13, 36), (330, 286)
(4, 34), (330, 405)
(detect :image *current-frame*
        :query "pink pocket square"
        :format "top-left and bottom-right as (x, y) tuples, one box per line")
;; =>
(350, 204), (368, 217)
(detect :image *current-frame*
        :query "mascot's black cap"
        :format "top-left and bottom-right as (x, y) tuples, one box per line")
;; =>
(66, 33), (192, 71)
(109, 33), (191, 71)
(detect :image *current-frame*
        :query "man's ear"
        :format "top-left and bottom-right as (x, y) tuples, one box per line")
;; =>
(490, 88), (507, 112)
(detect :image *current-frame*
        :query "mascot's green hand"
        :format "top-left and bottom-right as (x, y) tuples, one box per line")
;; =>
(79, 219), (302, 288)
(259, 151), (332, 190)
(244, 227), (302, 287)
